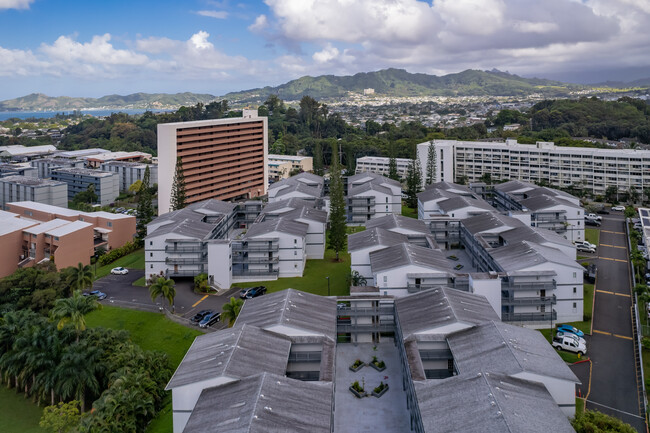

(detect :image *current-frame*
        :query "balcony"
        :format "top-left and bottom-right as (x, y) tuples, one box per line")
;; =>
(419, 349), (453, 360)
(232, 268), (279, 277)
(337, 306), (394, 316)
(287, 351), (322, 363)
(336, 323), (395, 333)
(502, 294), (557, 306)
(231, 256), (279, 264)
(165, 245), (203, 253)
(166, 269), (202, 277)
(232, 243), (279, 252)
(407, 283), (443, 293)
(501, 311), (557, 322)
(165, 257), (207, 265)
(502, 280), (556, 291)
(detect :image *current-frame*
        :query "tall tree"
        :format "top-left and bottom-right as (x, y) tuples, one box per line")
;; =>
(313, 140), (324, 176)
(136, 165), (154, 241)
(327, 143), (347, 261)
(39, 400), (81, 433)
(149, 277), (176, 313)
(170, 157), (186, 211)
(54, 343), (102, 412)
(425, 141), (437, 185)
(388, 157), (399, 181)
(221, 297), (244, 328)
(405, 158), (422, 208)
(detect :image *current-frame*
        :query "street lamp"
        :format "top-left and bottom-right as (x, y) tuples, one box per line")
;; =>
(326, 276), (330, 296)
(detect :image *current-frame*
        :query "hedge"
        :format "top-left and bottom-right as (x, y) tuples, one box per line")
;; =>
(98, 241), (139, 266)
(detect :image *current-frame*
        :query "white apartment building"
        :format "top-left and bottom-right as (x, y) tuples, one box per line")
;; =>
(268, 172), (324, 203)
(355, 156), (411, 180)
(347, 173), (402, 223)
(0, 176), (68, 208)
(417, 139), (650, 195)
(100, 161), (158, 193)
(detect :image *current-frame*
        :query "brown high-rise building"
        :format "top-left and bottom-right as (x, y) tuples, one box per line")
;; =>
(157, 110), (268, 215)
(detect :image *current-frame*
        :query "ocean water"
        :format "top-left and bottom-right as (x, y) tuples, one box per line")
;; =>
(0, 108), (172, 121)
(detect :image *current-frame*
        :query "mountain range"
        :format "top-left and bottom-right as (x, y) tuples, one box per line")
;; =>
(1, 69), (647, 112)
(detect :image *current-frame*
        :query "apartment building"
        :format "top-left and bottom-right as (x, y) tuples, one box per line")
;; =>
(5, 201), (136, 252)
(356, 155), (411, 180)
(31, 158), (85, 178)
(417, 138), (650, 195)
(50, 167), (119, 206)
(100, 161), (158, 193)
(157, 110), (268, 215)
(0, 144), (57, 159)
(85, 151), (152, 168)
(347, 173), (402, 223)
(168, 287), (576, 433)
(0, 162), (37, 178)
(0, 176), (68, 208)
(268, 154), (313, 180)
(268, 172), (324, 203)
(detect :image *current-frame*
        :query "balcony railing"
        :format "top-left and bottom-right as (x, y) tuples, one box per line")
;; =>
(336, 323), (395, 333)
(166, 257), (207, 265)
(501, 311), (557, 322)
(337, 306), (394, 316)
(502, 280), (556, 291)
(166, 269), (202, 277)
(419, 349), (453, 360)
(231, 268), (279, 276)
(231, 243), (279, 252)
(287, 351), (322, 363)
(502, 294), (557, 306)
(231, 256), (279, 264)
(165, 245), (203, 253)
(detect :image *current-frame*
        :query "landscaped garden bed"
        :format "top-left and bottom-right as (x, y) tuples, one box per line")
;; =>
(349, 380), (367, 398)
(349, 359), (365, 372)
(372, 382), (389, 398)
(369, 356), (386, 372)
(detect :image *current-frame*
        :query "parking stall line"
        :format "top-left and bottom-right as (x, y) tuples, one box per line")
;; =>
(600, 244), (626, 249)
(593, 329), (611, 336)
(191, 294), (209, 308)
(601, 230), (625, 235)
(598, 257), (628, 263)
(596, 289), (615, 295)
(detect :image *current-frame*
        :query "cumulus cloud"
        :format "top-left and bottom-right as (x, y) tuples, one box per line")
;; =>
(248, 14), (268, 33)
(40, 34), (148, 66)
(0, 0), (33, 10)
(312, 43), (339, 63)
(196, 10), (228, 19)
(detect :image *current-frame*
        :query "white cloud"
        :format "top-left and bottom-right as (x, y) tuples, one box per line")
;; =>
(189, 31), (214, 50)
(0, 46), (45, 76)
(248, 14), (268, 33)
(197, 10), (228, 19)
(312, 43), (339, 63)
(0, 0), (33, 10)
(40, 34), (148, 66)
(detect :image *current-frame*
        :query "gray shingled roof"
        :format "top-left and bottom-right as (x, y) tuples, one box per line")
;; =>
(499, 226), (573, 248)
(448, 321), (580, 383)
(520, 194), (579, 211)
(437, 196), (495, 213)
(490, 240), (582, 272)
(148, 217), (215, 240)
(244, 218), (309, 239)
(369, 243), (452, 274)
(461, 213), (525, 236)
(425, 181), (475, 195)
(347, 227), (408, 252)
(395, 288), (499, 339)
(182, 373), (333, 433)
(269, 172), (324, 190)
(528, 186), (580, 203)
(414, 372), (575, 433)
(493, 180), (537, 193)
(236, 289), (337, 339)
(273, 182), (323, 199)
(186, 199), (237, 216)
(262, 198), (315, 214)
(417, 188), (456, 203)
(366, 214), (429, 234)
(281, 206), (328, 224)
(347, 171), (401, 188)
(165, 325), (291, 390)
(348, 180), (394, 197)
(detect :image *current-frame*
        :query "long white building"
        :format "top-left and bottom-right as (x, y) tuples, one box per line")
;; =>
(417, 139), (650, 195)
(355, 156), (411, 180)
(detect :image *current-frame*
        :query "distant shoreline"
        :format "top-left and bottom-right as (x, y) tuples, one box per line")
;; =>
(0, 108), (174, 121)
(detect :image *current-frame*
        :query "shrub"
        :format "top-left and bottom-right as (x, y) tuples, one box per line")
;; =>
(352, 359), (363, 369)
(98, 241), (139, 266)
(351, 381), (364, 393)
(373, 382), (386, 394)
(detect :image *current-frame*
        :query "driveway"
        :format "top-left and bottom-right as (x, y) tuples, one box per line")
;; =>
(570, 213), (647, 431)
(92, 270), (241, 331)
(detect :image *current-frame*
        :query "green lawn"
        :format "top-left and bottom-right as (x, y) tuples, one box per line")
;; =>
(133, 276), (147, 287)
(585, 228), (600, 247)
(94, 249), (145, 279)
(0, 387), (44, 433)
(235, 248), (351, 296)
(402, 204), (417, 219)
(86, 305), (201, 368)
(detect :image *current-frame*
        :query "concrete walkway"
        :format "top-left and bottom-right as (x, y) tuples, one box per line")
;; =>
(334, 341), (410, 433)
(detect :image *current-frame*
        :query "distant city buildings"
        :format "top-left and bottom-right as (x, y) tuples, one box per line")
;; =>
(157, 110), (268, 215)
(0, 176), (68, 208)
(50, 167), (120, 206)
(355, 155), (411, 180)
(100, 161), (158, 193)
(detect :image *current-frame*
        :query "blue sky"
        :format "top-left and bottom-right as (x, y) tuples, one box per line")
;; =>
(0, 0), (649, 99)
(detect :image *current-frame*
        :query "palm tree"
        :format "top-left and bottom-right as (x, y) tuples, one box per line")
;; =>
(51, 290), (101, 340)
(55, 342), (102, 412)
(67, 263), (94, 295)
(221, 297), (244, 328)
(149, 277), (176, 313)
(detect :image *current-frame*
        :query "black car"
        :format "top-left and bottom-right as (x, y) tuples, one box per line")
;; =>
(245, 286), (267, 299)
(585, 219), (601, 227)
(190, 309), (213, 323)
(199, 312), (221, 328)
(239, 287), (254, 299)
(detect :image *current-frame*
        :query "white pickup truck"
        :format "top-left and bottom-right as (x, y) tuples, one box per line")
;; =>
(552, 335), (587, 355)
(586, 213), (602, 221)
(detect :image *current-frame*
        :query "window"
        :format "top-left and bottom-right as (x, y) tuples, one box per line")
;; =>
(107, 222), (112, 227)
(294, 250), (297, 256)
(573, 302), (577, 309)
(149, 241), (153, 246)
(294, 239), (297, 244)
(150, 264), (153, 269)
(572, 272), (576, 278)
(150, 253), (153, 257)
(383, 276), (387, 283)
(573, 287), (577, 293)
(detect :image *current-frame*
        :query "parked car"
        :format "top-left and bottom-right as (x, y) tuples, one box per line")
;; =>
(239, 287), (254, 299)
(597, 209), (610, 215)
(86, 290), (107, 300)
(577, 241), (596, 249)
(557, 324), (584, 337)
(584, 219), (601, 227)
(552, 335), (587, 355)
(577, 244), (596, 253)
(245, 286), (267, 299)
(556, 331), (586, 346)
(190, 309), (213, 324)
(586, 213), (602, 221)
(111, 267), (129, 275)
(612, 205), (626, 211)
(199, 312), (221, 328)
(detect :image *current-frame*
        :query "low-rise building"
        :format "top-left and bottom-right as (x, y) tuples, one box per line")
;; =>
(0, 176), (68, 208)
(100, 161), (158, 193)
(0, 144), (57, 159)
(355, 155), (411, 180)
(268, 172), (324, 203)
(84, 151), (152, 168)
(0, 162), (37, 178)
(268, 154), (313, 180)
(50, 167), (119, 206)
(31, 158), (85, 178)
(347, 172), (401, 223)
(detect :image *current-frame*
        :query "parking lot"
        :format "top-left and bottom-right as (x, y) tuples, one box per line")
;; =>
(91, 269), (242, 331)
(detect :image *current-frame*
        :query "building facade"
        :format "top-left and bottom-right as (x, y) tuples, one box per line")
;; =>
(50, 167), (120, 206)
(157, 110), (268, 215)
(0, 176), (68, 208)
(100, 161), (159, 193)
(356, 156), (411, 180)
(268, 154), (313, 180)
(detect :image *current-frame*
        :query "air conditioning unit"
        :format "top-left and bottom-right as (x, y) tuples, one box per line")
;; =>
(20, 255), (24, 260)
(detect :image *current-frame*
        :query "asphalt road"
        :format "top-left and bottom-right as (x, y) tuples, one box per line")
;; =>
(91, 271), (241, 331)
(571, 213), (647, 432)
